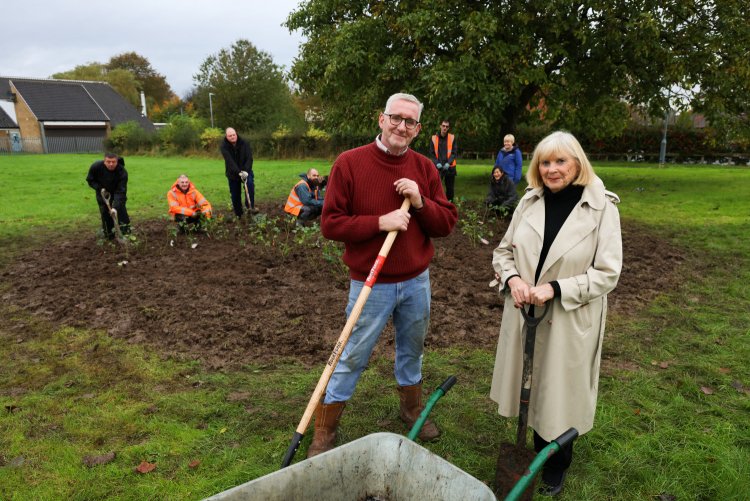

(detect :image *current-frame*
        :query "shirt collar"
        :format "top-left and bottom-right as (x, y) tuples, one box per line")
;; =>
(376, 134), (408, 156)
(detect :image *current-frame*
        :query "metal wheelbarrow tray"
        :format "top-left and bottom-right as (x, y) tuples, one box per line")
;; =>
(205, 432), (496, 501)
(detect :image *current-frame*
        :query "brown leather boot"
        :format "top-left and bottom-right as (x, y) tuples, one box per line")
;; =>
(307, 401), (345, 458)
(397, 382), (440, 441)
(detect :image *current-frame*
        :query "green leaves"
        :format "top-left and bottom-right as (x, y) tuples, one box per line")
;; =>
(193, 40), (305, 134)
(286, 0), (749, 144)
(107, 52), (175, 107)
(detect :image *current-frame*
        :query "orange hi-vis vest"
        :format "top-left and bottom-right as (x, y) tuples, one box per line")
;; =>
(167, 181), (212, 219)
(431, 133), (456, 167)
(284, 179), (318, 216)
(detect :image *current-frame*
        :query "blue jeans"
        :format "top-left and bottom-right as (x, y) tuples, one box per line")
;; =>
(324, 269), (431, 404)
(228, 172), (254, 216)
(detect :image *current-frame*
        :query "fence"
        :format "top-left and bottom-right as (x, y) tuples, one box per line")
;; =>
(0, 136), (104, 154)
(46, 136), (104, 154)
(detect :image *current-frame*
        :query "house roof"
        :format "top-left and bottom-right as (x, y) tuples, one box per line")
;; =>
(0, 105), (16, 128)
(0, 77), (154, 131)
(84, 82), (154, 131)
(12, 80), (109, 121)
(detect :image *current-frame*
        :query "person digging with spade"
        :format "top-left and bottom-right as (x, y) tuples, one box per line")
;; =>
(220, 127), (258, 217)
(310, 92), (457, 458)
(86, 152), (130, 240)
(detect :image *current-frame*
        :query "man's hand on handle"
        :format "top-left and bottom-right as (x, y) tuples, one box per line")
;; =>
(393, 178), (423, 210)
(379, 209), (411, 232)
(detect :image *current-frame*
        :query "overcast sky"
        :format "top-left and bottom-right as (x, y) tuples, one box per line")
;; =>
(1, 0), (306, 97)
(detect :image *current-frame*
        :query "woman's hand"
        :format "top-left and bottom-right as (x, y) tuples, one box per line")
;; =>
(507, 276), (531, 308)
(528, 284), (554, 306)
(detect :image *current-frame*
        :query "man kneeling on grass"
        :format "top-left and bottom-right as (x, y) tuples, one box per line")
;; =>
(167, 174), (212, 232)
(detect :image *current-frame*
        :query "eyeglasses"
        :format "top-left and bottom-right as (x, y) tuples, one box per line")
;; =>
(384, 113), (420, 130)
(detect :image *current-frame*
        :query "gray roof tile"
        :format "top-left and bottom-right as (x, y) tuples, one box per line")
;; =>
(1, 77), (154, 131)
(12, 80), (108, 121)
(0, 106), (16, 128)
(85, 82), (154, 131)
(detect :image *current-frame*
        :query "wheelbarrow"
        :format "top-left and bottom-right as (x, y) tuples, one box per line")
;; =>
(204, 377), (577, 501)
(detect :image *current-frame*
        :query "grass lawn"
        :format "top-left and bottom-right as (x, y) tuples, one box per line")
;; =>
(1, 154), (748, 500)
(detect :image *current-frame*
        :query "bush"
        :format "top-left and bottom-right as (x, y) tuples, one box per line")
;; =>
(200, 127), (224, 151)
(105, 121), (156, 153)
(159, 115), (206, 152)
(303, 126), (331, 152)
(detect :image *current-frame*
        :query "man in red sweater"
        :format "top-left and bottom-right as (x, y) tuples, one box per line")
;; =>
(308, 93), (458, 457)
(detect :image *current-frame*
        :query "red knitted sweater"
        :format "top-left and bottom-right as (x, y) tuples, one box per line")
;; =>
(321, 142), (458, 282)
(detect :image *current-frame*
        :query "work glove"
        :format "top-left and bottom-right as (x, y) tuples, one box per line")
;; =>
(100, 188), (110, 199)
(110, 208), (118, 218)
(239, 171), (249, 182)
(436, 163), (443, 170)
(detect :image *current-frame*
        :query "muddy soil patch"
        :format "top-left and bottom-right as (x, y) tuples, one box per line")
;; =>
(2, 205), (684, 369)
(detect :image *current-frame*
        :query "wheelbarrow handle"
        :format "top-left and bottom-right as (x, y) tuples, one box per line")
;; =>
(553, 427), (579, 448)
(504, 427), (579, 501)
(519, 301), (550, 327)
(438, 375), (457, 394)
(407, 375), (457, 441)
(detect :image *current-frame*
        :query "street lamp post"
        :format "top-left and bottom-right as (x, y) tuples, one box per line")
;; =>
(208, 92), (215, 128)
(658, 108), (669, 168)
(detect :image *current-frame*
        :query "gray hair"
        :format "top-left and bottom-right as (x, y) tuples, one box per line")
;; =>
(384, 93), (424, 121)
(526, 131), (595, 188)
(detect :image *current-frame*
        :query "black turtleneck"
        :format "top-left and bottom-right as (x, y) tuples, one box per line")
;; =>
(534, 184), (585, 292)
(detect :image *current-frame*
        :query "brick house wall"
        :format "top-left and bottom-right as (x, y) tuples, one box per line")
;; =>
(9, 82), (44, 153)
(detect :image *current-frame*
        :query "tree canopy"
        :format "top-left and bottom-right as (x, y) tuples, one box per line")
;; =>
(192, 39), (304, 133)
(286, 0), (750, 143)
(107, 52), (175, 106)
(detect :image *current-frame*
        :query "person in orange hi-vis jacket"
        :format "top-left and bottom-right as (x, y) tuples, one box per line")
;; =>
(167, 174), (212, 231)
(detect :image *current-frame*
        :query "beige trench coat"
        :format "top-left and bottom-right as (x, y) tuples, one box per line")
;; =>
(490, 177), (622, 441)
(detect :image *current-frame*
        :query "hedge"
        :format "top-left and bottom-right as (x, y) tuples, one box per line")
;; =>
(106, 122), (748, 162)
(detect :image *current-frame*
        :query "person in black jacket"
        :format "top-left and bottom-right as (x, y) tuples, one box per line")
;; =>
(485, 165), (518, 217)
(85, 153), (130, 239)
(429, 120), (457, 201)
(220, 127), (257, 217)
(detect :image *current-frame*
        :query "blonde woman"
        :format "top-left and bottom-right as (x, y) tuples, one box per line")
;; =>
(491, 131), (622, 496)
(494, 133), (523, 184)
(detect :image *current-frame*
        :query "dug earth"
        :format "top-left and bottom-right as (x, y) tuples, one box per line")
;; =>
(3, 205), (684, 370)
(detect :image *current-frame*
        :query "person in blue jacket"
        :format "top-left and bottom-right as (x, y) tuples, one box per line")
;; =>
(494, 134), (523, 184)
